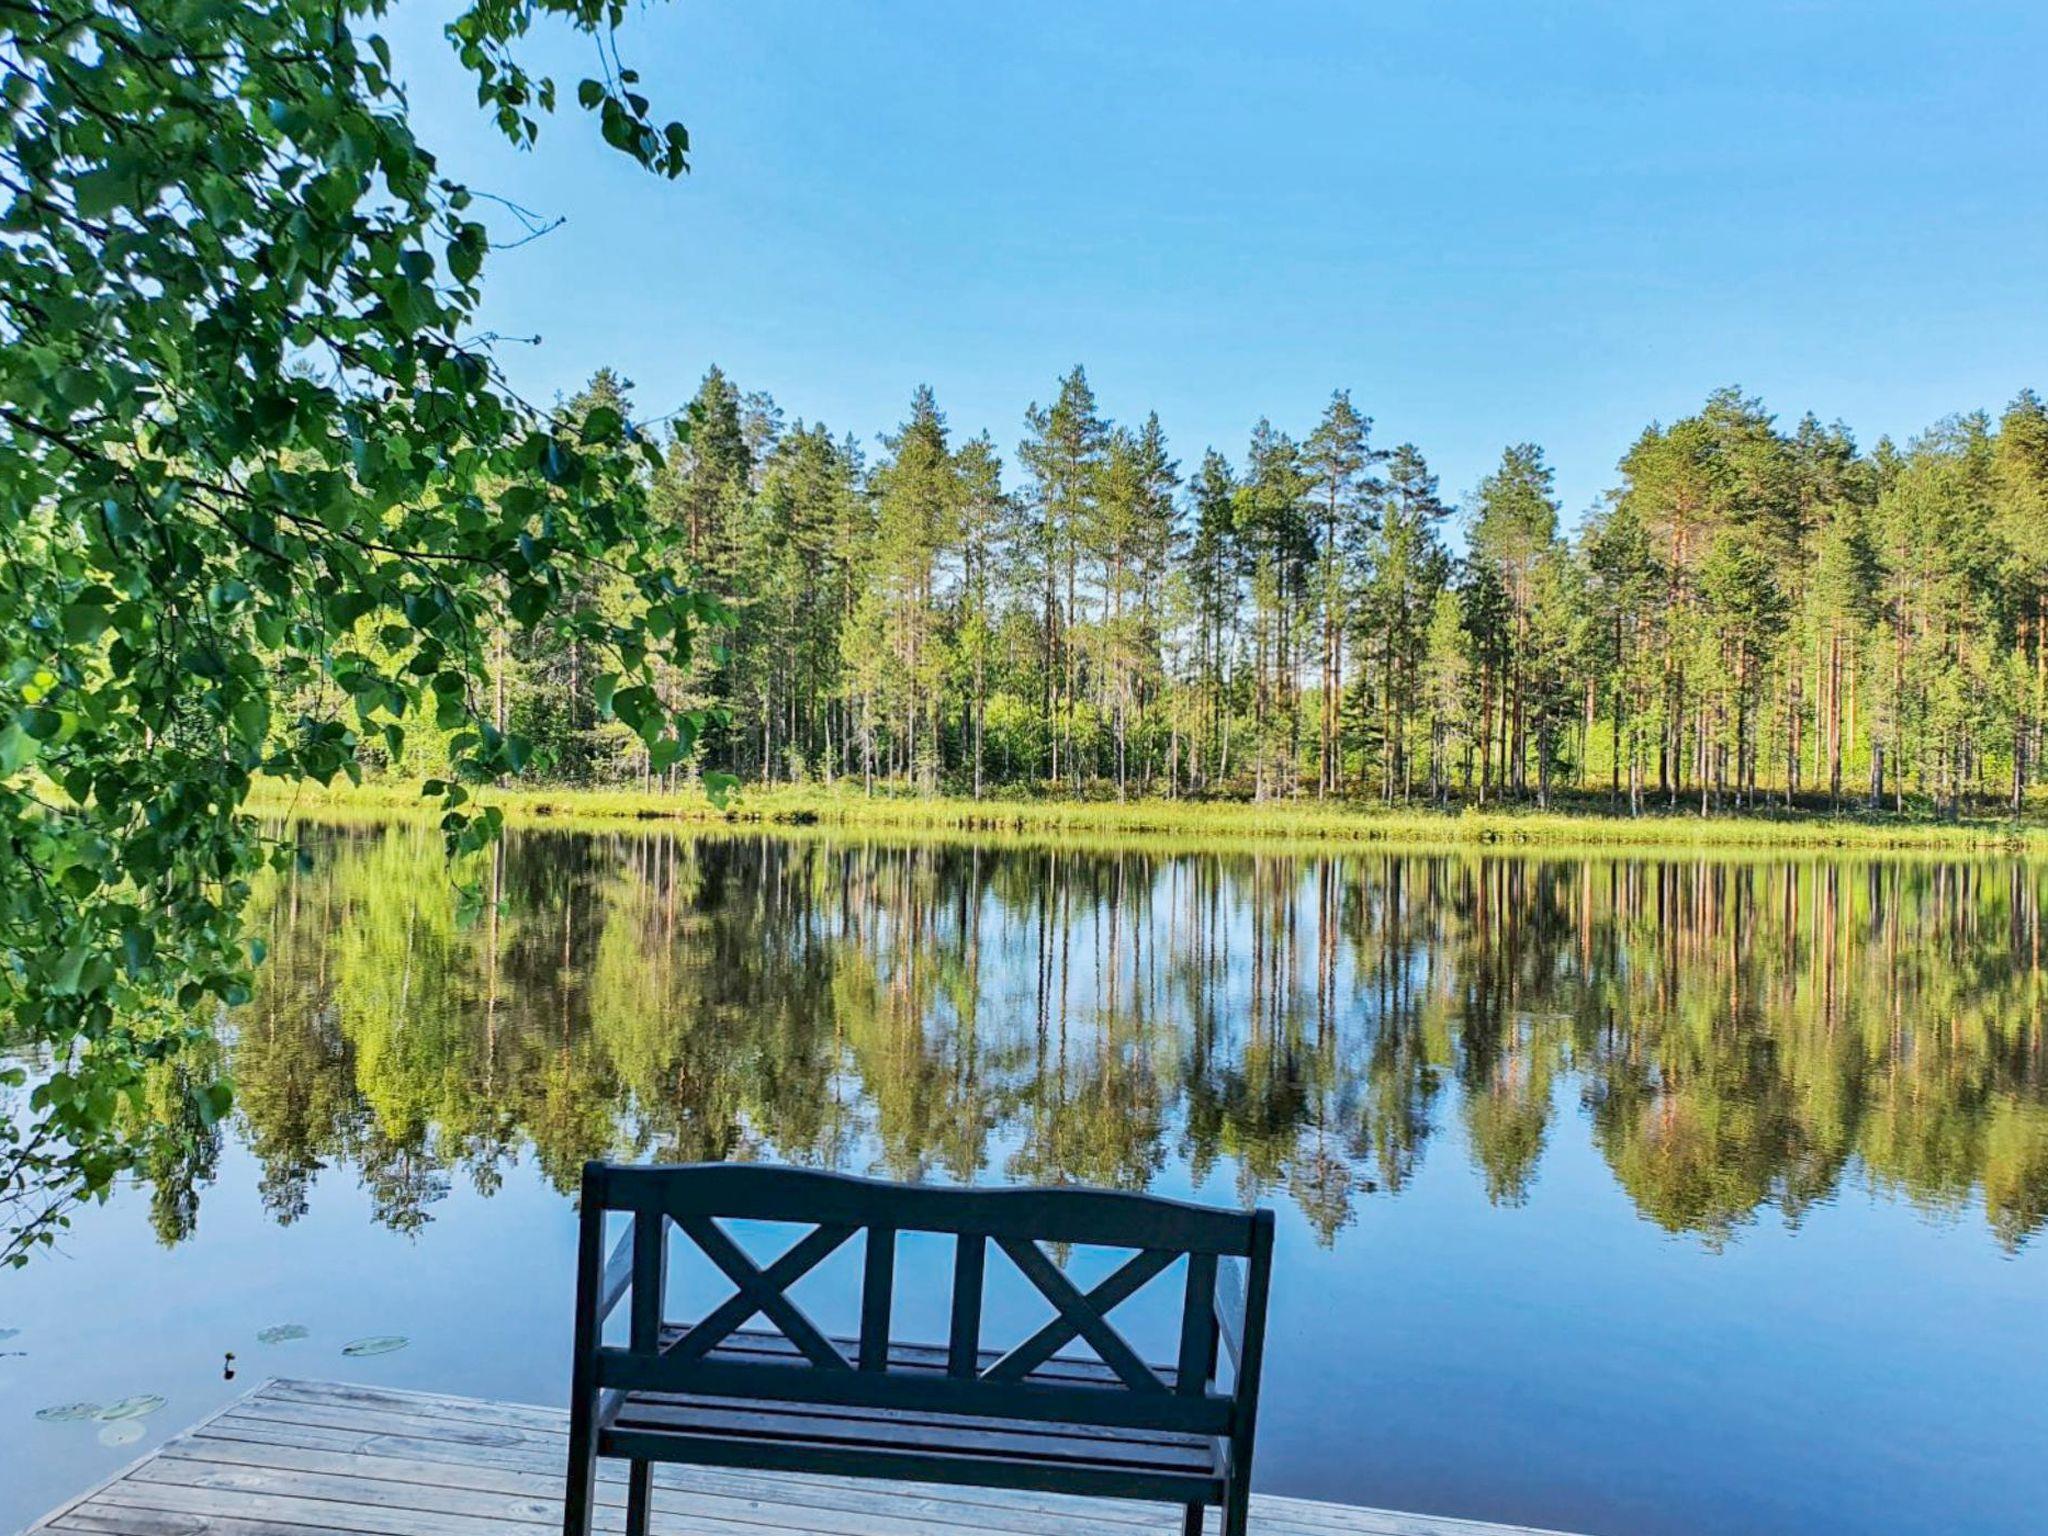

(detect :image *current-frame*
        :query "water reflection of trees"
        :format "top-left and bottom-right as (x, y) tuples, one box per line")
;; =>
(149, 826), (2048, 1252)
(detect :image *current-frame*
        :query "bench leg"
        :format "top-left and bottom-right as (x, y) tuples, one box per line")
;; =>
(1224, 1479), (1251, 1536)
(562, 1399), (599, 1536)
(1183, 1503), (1205, 1536)
(626, 1458), (654, 1536)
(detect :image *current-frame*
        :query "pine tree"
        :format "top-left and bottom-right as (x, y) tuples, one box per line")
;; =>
(1302, 391), (1382, 795)
(954, 433), (1010, 797)
(1185, 450), (1241, 789)
(1234, 421), (1311, 799)
(1018, 367), (1107, 784)
(1468, 443), (1561, 797)
(868, 386), (964, 789)
(1355, 444), (1450, 799)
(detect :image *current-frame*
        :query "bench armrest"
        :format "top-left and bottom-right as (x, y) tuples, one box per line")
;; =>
(1213, 1255), (1247, 1373)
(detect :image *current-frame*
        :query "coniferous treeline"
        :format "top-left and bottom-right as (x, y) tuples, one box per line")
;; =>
(473, 366), (2048, 813)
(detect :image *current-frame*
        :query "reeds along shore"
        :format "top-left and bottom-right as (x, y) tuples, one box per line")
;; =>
(251, 779), (2048, 854)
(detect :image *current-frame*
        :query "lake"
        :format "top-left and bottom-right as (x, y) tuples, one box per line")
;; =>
(3, 822), (2045, 1536)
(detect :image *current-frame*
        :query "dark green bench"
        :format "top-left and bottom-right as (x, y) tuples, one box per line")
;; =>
(563, 1162), (1276, 1536)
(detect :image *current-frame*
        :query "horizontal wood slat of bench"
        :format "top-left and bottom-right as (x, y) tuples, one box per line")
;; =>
(600, 1424), (1223, 1507)
(594, 1162), (1262, 1255)
(607, 1395), (1220, 1475)
(596, 1326), (1234, 1438)
(620, 1383), (1208, 1456)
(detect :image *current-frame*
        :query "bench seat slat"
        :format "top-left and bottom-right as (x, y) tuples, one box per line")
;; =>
(610, 1396), (1220, 1474)
(595, 1326), (1232, 1437)
(625, 1384), (1206, 1453)
(600, 1424), (1223, 1506)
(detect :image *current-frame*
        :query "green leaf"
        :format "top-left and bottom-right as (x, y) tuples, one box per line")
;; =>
(47, 945), (90, 997)
(73, 168), (130, 218)
(0, 722), (39, 776)
(508, 584), (549, 626)
(195, 1082), (233, 1127)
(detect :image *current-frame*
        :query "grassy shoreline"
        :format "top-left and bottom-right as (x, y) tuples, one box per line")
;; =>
(248, 779), (2048, 854)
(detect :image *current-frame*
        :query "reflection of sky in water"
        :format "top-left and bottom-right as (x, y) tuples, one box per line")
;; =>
(4, 826), (2046, 1536)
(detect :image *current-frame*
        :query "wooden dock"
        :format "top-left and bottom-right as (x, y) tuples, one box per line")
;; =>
(24, 1378), (1578, 1536)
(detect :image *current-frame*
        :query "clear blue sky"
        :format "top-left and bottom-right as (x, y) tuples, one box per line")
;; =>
(387, 1), (2048, 524)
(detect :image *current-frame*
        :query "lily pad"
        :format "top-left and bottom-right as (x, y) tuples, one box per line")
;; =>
(35, 1401), (101, 1422)
(341, 1335), (408, 1357)
(96, 1394), (166, 1421)
(256, 1324), (309, 1345)
(97, 1420), (145, 1447)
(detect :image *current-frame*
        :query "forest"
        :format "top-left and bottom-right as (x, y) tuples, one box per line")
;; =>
(400, 367), (2048, 816)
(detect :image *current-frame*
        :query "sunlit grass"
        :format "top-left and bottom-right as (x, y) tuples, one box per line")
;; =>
(250, 777), (2048, 854)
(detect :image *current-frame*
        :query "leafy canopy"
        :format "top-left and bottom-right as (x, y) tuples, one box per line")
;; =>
(0, 0), (723, 1263)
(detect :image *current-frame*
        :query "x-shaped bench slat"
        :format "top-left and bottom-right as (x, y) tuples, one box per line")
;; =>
(987, 1238), (1172, 1393)
(669, 1217), (854, 1371)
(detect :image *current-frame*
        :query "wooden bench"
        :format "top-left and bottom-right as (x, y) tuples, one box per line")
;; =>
(564, 1162), (1276, 1536)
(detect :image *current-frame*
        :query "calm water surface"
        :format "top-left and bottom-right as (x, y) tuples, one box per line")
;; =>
(4, 824), (2046, 1535)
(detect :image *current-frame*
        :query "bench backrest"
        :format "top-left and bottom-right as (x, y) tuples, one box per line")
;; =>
(573, 1161), (1275, 1442)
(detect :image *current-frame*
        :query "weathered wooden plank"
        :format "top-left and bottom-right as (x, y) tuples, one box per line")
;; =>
(267, 1377), (573, 1434)
(148, 1438), (1178, 1536)
(201, 1391), (1183, 1531)
(128, 1456), (568, 1527)
(185, 1416), (1190, 1536)
(219, 1393), (566, 1452)
(203, 1387), (1450, 1536)
(153, 1446), (1510, 1536)
(86, 1477), (559, 1536)
(209, 1388), (1446, 1536)
(34, 1380), (1585, 1536)
(185, 1412), (1187, 1536)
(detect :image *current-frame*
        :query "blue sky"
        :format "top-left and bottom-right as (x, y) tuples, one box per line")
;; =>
(387, 1), (2048, 525)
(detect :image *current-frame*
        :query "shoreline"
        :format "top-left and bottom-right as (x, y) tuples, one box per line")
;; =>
(247, 779), (2048, 855)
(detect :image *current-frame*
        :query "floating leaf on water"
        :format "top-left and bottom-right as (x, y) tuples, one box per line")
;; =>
(96, 1394), (166, 1421)
(97, 1420), (145, 1447)
(341, 1335), (408, 1357)
(256, 1324), (309, 1345)
(35, 1402), (101, 1422)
